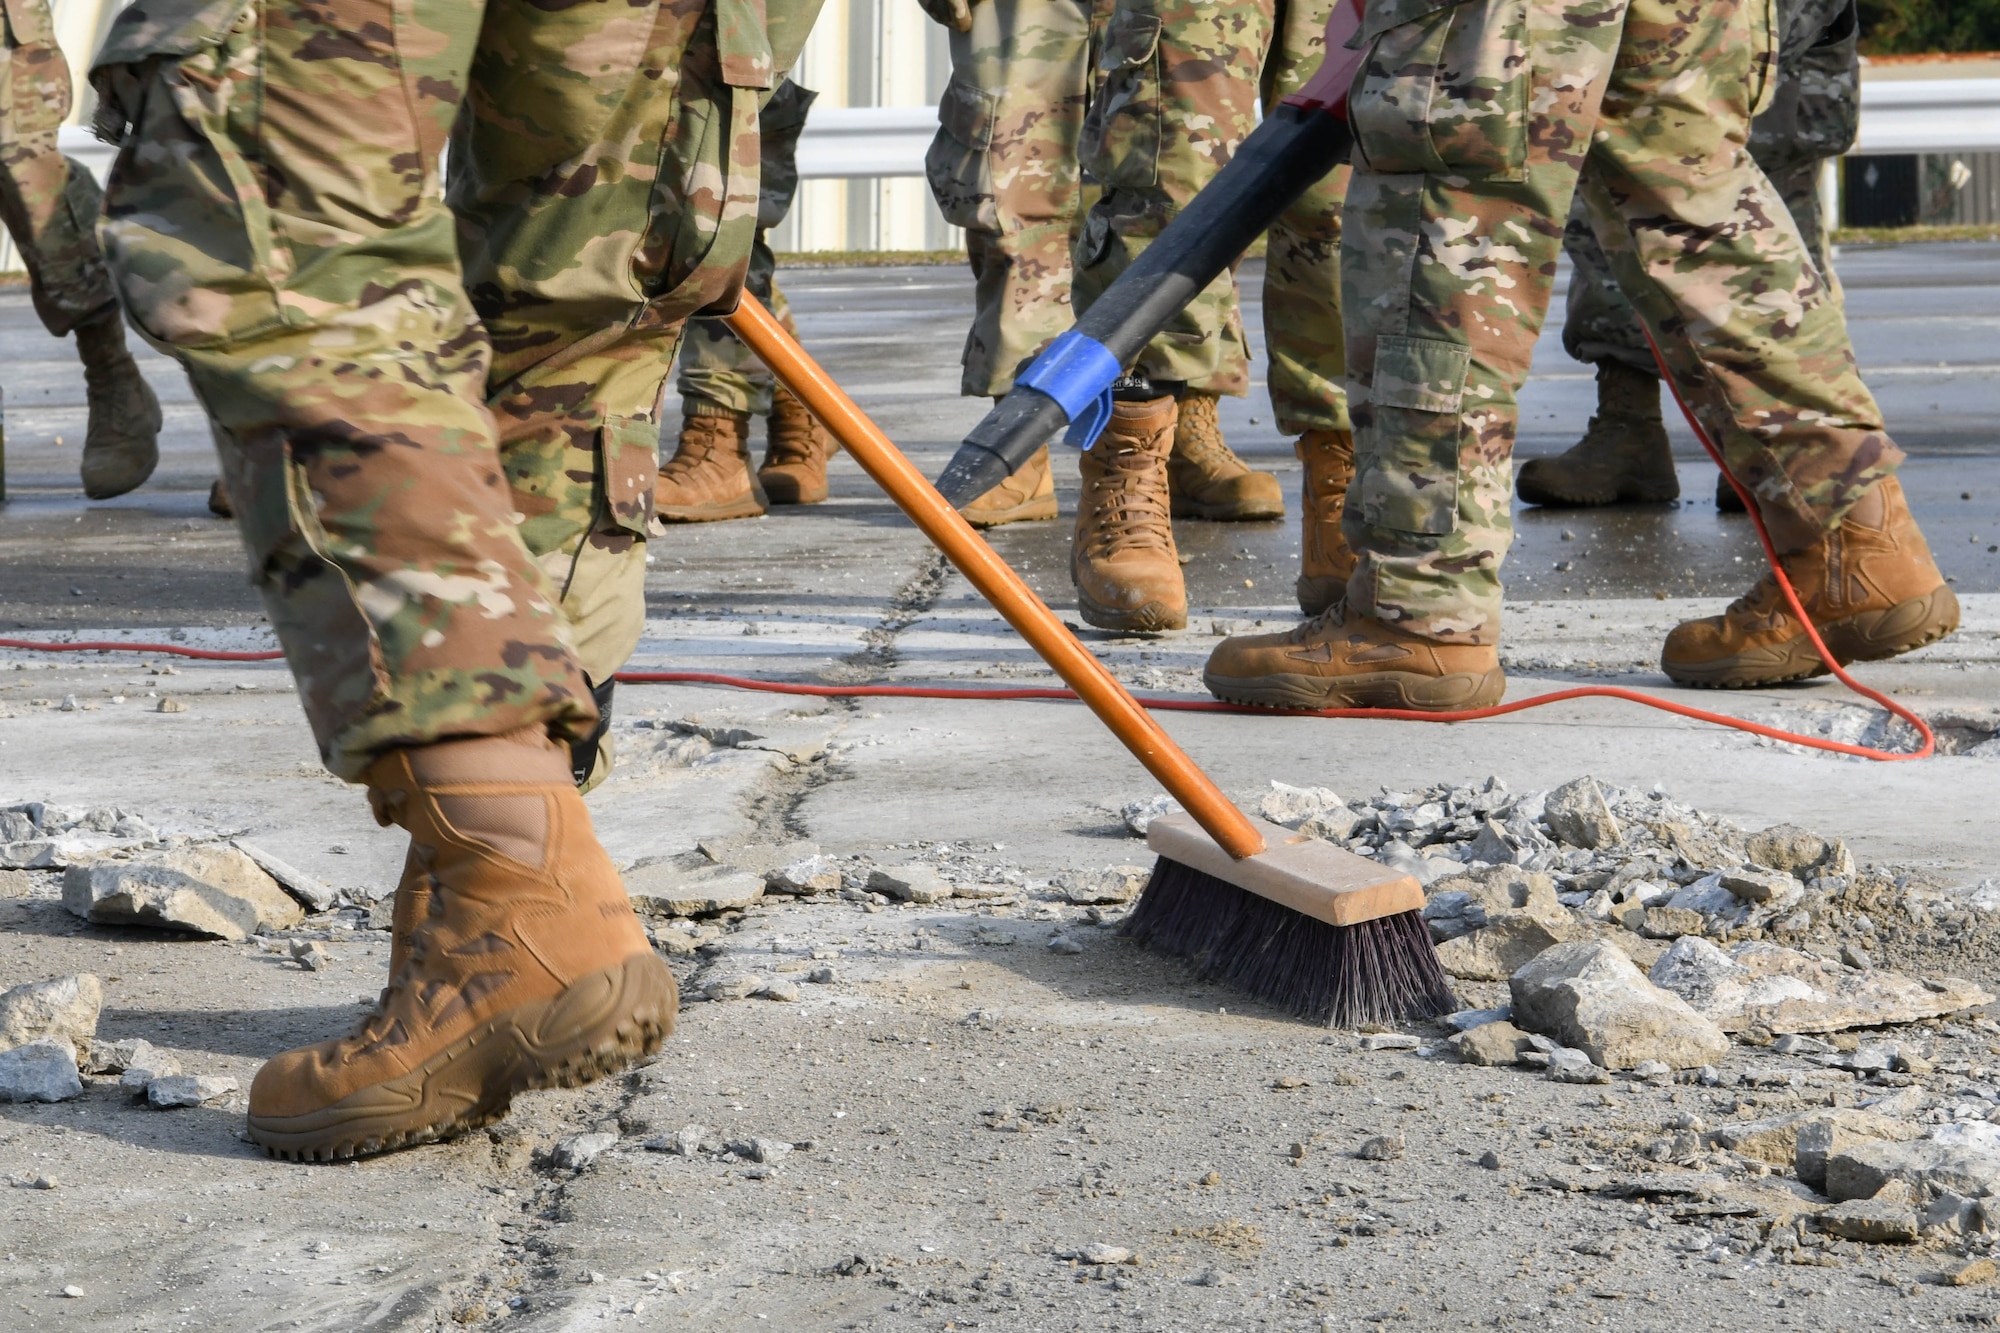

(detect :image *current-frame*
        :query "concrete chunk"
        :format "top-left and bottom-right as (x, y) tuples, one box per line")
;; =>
(1648, 937), (1991, 1034)
(1510, 939), (1729, 1071)
(62, 846), (302, 940)
(1818, 1198), (1919, 1243)
(0, 1038), (82, 1103)
(624, 864), (766, 918)
(0, 973), (101, 1061)
(868, 865), (953, 905)
(1825, 1139), (2000, 1204)
(1449, 1021), (1533, 1067)
(1543, 777), (1620, 850)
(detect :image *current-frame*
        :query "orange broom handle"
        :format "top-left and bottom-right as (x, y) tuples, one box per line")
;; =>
(723, 294), (1265, 861)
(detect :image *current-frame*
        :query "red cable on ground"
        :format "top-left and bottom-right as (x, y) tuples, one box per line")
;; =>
(0, 349), (1936, 763)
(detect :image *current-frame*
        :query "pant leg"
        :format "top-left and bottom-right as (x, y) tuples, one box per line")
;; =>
(461, 0), (823, 690)
(1341, 0), (1897, 643)
(1563, 0), (1858, 375)
(929, 0), (1098, 396)
(1071, 0), (1274, 392)
(677, 78), (814, 418)
(1260, 0), (1350, 434)
(1559, 189), (1659, 375)
(95, 0), (599, 781)
(0, 0), (115, 336)
(1576, 0), (1893, 530)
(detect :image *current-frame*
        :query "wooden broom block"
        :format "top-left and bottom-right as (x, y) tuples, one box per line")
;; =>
(1145, 811), (1425, 927)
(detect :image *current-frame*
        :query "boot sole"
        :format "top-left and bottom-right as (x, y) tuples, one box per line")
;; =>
(964, 494), (1059, 528)
(655, 496), (767, 522)
(759, 472), (829, 505)
(1661, 586), (1961, 689)
(1075, 589), (1186, 634)
(1203, 666), (1506, 711)
(246, 951), (678, 1162)
(1515, 477), (1680, 508)
(1171, 496), (1286, 522)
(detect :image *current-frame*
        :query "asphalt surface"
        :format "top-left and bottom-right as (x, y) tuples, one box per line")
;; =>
(0, 242), (1995, 631)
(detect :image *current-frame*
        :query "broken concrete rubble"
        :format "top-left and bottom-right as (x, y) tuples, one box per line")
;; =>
(624, 863), (766, 918)
(61, 846), (302, 939)
(1542, 776), (1620, 850)
(1825, 1137), (2000, 1204)
(0, 973), (101, 1060)
(1700, 1106), (1919, 1183)
(867, 865), (953, 905)
(232, 840), (336, 912)
(1510, 939), (1730, 1070)
(1056, 866), (1147, 906)
(1256, 782), (1346, 829)
(0, 1038), (82, 1102)
(1449, 1021), (1533, 1067)
(1818, 1197), (1920, 1243)
(764, 856), (842, 896)
(1648, 936), (1991, 1034)
(145, 1074), (238, 1109)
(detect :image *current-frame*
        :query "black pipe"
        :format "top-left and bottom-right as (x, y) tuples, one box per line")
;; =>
(934, 102), (1356, 508)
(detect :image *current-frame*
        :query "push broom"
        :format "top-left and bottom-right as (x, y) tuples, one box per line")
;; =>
(723, 3), (1453, 1028)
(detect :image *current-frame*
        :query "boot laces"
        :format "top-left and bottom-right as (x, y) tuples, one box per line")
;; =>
(765, 407), (823, 468)
(1175, 406), (1244, 475)
(1084, 448), (1173, 555)
(661, 417), (742, 481)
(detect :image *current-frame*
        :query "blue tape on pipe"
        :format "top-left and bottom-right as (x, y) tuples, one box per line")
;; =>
(1015, 330), (1120, 450)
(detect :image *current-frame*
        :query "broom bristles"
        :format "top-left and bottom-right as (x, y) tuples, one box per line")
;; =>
(1119, 856), (1457, 1029)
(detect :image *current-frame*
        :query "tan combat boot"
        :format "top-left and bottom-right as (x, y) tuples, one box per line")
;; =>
(1516, 361), (1677, 507)
(758, 384), (838, 505)
(77, 307), (163, 501)
(655, 409), (767, 522)
(246, 728), (677, 1160)
(1072, 397), (1186, 632)
(1167, 390), (1284, 521)
(1661, 476), (1958, 687)
(1204, 599), (1504, 710)
(1295, 428), (1356, 616)
(962, 443), (1058, 528)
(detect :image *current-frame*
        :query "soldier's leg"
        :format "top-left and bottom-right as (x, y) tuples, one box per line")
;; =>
(1204, 0), (1628, 707)
(929, 0), (1098, 398)
(95, 0), (675, 1159)
(0, 0), (161, 498)
(1263, 0), (1355, 612)
(462, 0), (823, 730)
(1511, 190), (1677, 508)
(1575, 10), (1951, 682)
(1067, 0), (1284, 630)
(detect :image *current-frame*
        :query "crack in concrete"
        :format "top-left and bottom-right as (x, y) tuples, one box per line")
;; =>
(828, 549), (953, 683)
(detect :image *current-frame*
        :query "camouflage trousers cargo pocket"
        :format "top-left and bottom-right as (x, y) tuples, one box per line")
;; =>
(1348, 0), (1530, 181)
(1358, 333), (1469, 535)
(595, 416), (659, 546)
(925, 71), (1002, 231)
(1079, 6), (1161, 189)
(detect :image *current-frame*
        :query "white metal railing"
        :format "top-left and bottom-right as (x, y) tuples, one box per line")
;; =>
(1852, 78), (2000, 155)
(795, 105), (937, 179)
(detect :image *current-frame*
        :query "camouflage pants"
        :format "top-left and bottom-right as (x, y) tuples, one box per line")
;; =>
(93, 0), (819, 780)
(1340, 0), (1900, 643)
(679, 77), (814, 418)
(928, 0), (1115, 397)
(1073, 0), (1348, 429)
(0, 0), (115, 337)
(1563, 0), (1859, 373)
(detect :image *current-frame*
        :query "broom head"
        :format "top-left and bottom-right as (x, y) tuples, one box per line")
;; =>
(1119, 811), (1457, 1029)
